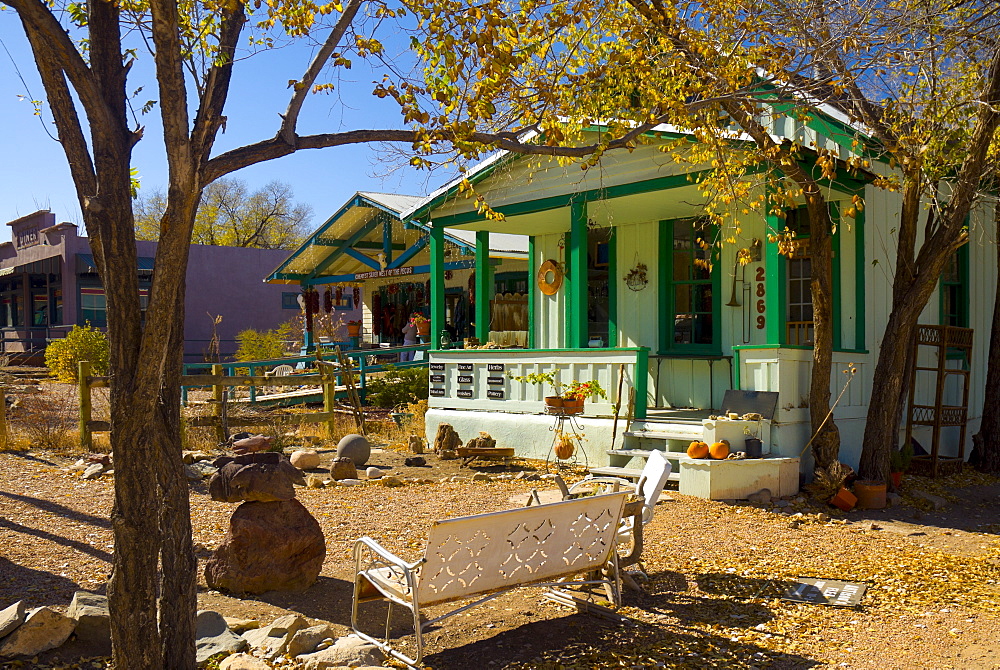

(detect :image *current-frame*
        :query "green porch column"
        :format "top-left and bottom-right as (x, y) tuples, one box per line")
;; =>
(764, 207), (785, 347)
(429, 223), (445, 348)
(475, 230), (492, 342)
(568, 201), (588, 348)
(527, 236), (536, 349)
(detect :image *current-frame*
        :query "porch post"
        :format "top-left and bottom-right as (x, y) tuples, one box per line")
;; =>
(429, 223), (445, 348)
(527, 236), (536, 349)
(568, 201), (588, 348)
(475, 231), (492, 342)
(764, 204), (785, 346)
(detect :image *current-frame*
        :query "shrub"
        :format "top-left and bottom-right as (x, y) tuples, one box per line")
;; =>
(44, 324), (110, 382)
(365, 365), (429, 408)
(234, 328), (286, 363)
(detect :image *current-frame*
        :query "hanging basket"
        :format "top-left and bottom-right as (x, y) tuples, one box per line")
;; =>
(624, 259), (649, 292)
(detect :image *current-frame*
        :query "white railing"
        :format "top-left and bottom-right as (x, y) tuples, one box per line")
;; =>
(427, 348), (648, 416)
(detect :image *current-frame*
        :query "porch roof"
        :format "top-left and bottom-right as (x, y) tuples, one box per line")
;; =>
(265, 191), (525, 285)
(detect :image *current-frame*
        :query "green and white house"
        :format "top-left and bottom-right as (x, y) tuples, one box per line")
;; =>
(397, 110), (994, 497)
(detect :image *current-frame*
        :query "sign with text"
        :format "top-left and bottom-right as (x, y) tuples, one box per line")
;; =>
(487, 376), (505, 385)
(429, 363), (445, 371)
(457, 375), (473, 384)
(429, 387), (445, 397)
(430, 374), (445, 383)
(457, 389), (473, 398)
(487, 389), (504, 399)
(457, 363), (474, 371)
(354, 266), (414, 280)
(487, 363), (505, 372)
(782, 578), (867, 607)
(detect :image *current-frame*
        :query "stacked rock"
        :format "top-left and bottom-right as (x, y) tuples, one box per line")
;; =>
(205, 451), (326, 594)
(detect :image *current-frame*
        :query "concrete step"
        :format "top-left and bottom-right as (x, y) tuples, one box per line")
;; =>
(606, 449), (700, 463)
(588, 465), (681, 482)
(624, 428), (703, 441)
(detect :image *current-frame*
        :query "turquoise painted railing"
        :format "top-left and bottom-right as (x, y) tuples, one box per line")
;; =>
(182, 343), (431, 406)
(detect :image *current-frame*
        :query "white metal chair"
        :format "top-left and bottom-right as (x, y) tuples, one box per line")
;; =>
(568, 449), (672, 545)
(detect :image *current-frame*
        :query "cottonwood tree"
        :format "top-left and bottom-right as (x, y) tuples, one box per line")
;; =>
(135, 178), (312, 248)
(6, 0), (638, 666)
(403, 0), (1000, 479)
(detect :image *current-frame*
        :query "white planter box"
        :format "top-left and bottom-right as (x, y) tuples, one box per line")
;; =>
(679, 457), (799, 500)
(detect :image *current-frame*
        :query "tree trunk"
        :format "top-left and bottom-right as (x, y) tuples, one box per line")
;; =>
(972, 200), (1000, 473)
(805, 197), (840, 470)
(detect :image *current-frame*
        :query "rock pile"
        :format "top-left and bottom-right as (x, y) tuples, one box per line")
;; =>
(205, 452), (326, 594)
(0, 591), (109, 660)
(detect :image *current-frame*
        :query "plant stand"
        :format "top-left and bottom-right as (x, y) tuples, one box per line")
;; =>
(545, 407), (589, 472)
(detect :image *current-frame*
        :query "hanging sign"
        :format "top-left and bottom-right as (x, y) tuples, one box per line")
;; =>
(487, 389), (505, 399)
(354, 266), (414, 280)
(430, 363), (445, 371)
(457, 389), (473, 398)
(487, 376), (505, 385)
(429, 388), (445, 397)
(487, 363), (505, 372)
(458, 363), (473, 371)
(430, 374), (445, 383)
(457, 375), (473, 384)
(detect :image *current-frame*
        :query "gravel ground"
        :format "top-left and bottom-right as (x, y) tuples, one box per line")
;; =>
(1, 380), (999, 668)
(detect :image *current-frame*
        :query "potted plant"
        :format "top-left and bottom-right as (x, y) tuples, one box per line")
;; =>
(743, 423), (763, 459)
(889, 440), (914, 488)
(508, 372), (607, 414)
(346, 319), (362, 338)
(410, 313), (430, 339)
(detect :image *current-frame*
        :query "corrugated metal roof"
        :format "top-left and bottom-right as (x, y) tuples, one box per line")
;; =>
(445, 229), (528, 255)
(357, 192), (423, 214)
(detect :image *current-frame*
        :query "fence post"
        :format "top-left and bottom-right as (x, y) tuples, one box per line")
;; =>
(212, 363), (226, 444)
(0, 385), (7, 450)
(79, 360), (92, 451)
(322, 365), (336, 438)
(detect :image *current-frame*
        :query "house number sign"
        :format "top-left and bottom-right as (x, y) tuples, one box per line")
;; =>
(755, 266), (766, 330)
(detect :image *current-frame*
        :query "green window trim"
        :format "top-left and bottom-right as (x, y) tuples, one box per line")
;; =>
(659, 218), (721, 354)
(939, 240), (970, 329)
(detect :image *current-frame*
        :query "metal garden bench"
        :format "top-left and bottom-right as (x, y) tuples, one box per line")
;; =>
(351, 491), (629, 667)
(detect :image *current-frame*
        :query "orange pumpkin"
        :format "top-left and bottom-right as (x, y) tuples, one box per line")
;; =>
(687, 441), (710, 459)
(709, 441), (730, 459)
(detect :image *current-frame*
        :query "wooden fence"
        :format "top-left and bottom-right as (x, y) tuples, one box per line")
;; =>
(78, 359), (357, 450)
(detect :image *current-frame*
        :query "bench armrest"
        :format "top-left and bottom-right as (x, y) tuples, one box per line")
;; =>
(354, 536), (423, 572)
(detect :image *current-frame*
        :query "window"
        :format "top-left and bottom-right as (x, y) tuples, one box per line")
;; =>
(786, 240), (813, 345)
(282, 292), (301, 310)
(940, 244), (969, 327)
(79, 287), (107, 327)
(666, 218), (717, 350)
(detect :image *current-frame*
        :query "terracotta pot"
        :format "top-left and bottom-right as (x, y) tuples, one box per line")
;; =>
(416, 322), (431, 338)
(346, 324), (361, 338)
(830, 486), (857, 512)
(544, 396), (564, 408)
(890, 471), (902, 488)
(561, 397), (584, 415)
(854, 480), (887, 510)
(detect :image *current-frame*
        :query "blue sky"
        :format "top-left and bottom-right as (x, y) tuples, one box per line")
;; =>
(0, 11), (443, 242)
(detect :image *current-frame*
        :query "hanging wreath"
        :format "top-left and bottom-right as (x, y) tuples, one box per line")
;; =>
(444, 270), (453, 280)
(323, 288), (333, 314)
(624, 255), (649, 292)
(353, 286), (360, 308)
(335, 285), (343, 302)
(537, 259), (564, 295)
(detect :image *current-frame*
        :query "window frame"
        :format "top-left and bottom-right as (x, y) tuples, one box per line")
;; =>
(659, 217), (721, 355)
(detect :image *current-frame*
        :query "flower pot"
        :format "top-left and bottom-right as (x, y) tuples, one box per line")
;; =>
(744, 437), (763, 459)
(346, 324), (362, 338)
(544, 396), (564, 408)
(830, 486), (857, 512)
(890, 471), (902, 488)
(854, 480), (887, 510)
(416, 322), (431, 338)
(561, 397), (584, 415)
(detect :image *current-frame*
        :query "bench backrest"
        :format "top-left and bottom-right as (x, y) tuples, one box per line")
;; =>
(417, 491), (628, 606)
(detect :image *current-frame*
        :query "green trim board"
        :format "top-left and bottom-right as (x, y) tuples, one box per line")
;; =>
(939, 218), (970, 328)
(607, 228), (618, 348)
(830, 201), (842, 351)
(764, 203), (786, 346)
(429, 226), (446, 344)
(854, 201), (866, 350)
(569, 201), (589, 348)
(528, 236), (536, 349)
(659, 217), (722, 355)
(634, 346), (649, 420)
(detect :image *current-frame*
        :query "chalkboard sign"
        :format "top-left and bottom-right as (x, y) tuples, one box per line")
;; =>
(457, 389), (473, 398)
(457, 375), (473, 384)
(429, 388), (445, 397)
(430, 363), (445, 371)
(487, 389), (504, 399)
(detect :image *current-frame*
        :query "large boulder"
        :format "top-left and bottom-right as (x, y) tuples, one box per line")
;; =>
(0, 607), (75, 658)
(205, 500), (326, 594)
(208, 453), (305, 503)
(242, 614), (308, 660)
(195, 610), (249, 665)
(336, 434), (371, 467)
(66, 591), (110, 645)
(0, 601), (26, 639)
(433, 424), (462, 453)
(298, 635), (385, 669)
(289, 450), (321, 470)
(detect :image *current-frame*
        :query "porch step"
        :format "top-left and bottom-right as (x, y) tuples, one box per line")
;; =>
(606, 448), (702, 464)
(624, 428), (703, 441)
(588, 465), (681, 482)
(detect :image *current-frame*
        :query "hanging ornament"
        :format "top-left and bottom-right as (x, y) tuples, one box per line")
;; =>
(335, 285), (343, 302)
(353, 286), (360, 308)
(624, 253), (649, 292)
(323, 288), (333, 313)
